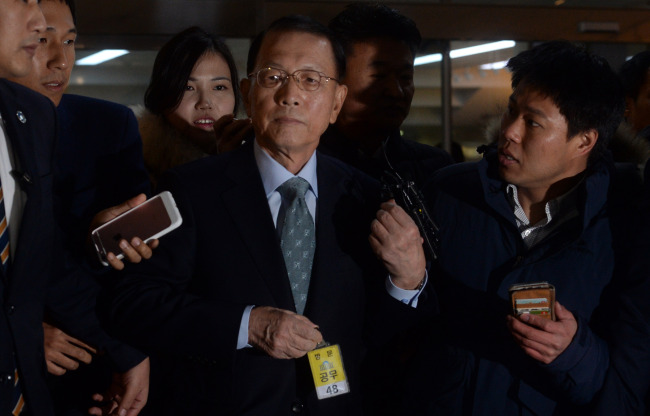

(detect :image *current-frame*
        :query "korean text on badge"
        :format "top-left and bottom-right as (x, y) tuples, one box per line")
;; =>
(307, 344), (350, 400)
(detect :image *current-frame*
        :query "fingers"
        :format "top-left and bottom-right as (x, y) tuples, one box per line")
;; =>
(212, 113), (236, 132)
(43, 323), (96, 374)
(46, 360), (67, 375)
(90, 194), (150, 267)
(93, 194), (147, 228)
(370, 202), (426, 286)
(506, 315), (547, 361)
(108, 236), (156, 270)
(554, 301), (572, 322)
(371, 203), (421, 245)
(116, 386), (147, 416)
(121, 194), (148, 211)
(63, 333), (97, 356)
(292, 315), (323, 345)
(106, 253), (125, 271)
(372, 201), (399, 240)
(88, 394), (119, 416)
(88, 406), (102, 416)
(249, 307), (322, 359)
(512, 311), (554, 333)
(122, 238), (152, 262)
(506, 303), (578, 364)
(215, 116), (253, 154)
(89, 358), (149, 416)
(377, 200), (418, 229)
(115, 357), (150, 416)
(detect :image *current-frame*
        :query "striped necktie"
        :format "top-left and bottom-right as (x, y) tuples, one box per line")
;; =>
(0, 184), (10, 269)
(0, 177), (23, 415)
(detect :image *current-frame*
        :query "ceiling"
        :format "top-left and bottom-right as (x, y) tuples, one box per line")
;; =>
(75, 0), (650, 49)
(66, 1), (650, 151)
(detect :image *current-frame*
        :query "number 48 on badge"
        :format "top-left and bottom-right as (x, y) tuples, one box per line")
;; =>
(307, 343), (350, 400)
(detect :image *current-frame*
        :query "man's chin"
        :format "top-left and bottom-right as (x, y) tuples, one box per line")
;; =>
(374, 111), (407, 129)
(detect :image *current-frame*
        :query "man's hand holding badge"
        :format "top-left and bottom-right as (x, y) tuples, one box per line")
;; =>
(248, 306), (350, 399)
(248, 306), (322, 359)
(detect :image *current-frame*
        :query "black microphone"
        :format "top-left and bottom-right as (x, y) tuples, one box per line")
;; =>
(380, 137), (440, 260)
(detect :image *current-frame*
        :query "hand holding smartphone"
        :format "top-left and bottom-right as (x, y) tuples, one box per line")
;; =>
(509, 282), (556, 321)
(91, 191), (182, 266)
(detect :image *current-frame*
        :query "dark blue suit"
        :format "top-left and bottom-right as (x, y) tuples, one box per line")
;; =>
(48, 94), (150, 414)
(55, 94), (150, 264)
(0, 80), (144, 415)
(109, 140), (421, 415)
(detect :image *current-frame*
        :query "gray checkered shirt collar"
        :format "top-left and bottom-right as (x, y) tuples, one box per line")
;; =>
(506, 183), (580, 249)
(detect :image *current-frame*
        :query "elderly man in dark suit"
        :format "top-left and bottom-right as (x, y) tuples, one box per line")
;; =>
(109, 15), (428, 416)
(0, 1), (149, 415)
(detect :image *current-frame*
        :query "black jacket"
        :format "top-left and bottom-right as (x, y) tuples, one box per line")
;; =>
(0, 80), (144, 416)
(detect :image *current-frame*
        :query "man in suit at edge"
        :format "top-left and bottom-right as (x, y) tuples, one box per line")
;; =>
(7, 0), (153, 414)
(7, 0), (152, 271)
(0, 1), (149, 415)
(108, 15), (429, 415)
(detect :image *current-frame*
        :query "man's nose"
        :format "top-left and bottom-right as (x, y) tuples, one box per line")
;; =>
(49, 44), (69, 70)
(383, 75), (406, 98)
(276, 76), (301, 106)
(501, 118), (523, 143)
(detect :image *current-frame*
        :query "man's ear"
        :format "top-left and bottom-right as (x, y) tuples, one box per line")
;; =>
(240, 78), (252, 117)
(574, 128), (598, 158)
(328, 84), (348, 124)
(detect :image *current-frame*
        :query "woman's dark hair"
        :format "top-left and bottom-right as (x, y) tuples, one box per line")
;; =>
(144, 26), (240, 115)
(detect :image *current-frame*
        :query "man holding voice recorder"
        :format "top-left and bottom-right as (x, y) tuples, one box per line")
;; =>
(373, 41), (646, 415)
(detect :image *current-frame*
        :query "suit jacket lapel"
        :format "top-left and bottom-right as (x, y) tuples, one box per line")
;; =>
(0, 80), (49, 291)
(221, 143), (296, 311)
(306, 154), (362, 320)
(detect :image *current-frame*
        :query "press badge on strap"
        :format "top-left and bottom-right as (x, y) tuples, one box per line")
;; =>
(307, 342), (350, 400)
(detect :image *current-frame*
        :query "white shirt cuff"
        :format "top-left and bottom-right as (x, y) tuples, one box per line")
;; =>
(237, 305), (255, 349)
(385, 270), (428, 308)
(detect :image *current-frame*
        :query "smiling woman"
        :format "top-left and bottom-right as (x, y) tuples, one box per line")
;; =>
(134, 26), (252, 188)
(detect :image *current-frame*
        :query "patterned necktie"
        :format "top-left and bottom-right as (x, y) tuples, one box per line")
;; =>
(0, 171), (22, 415)
(277, 177), (315, 315)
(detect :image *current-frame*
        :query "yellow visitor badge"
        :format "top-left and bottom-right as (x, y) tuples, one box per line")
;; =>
(307, 343), (350, 400)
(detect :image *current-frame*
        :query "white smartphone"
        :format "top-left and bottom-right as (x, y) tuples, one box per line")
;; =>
(91, 191), (183, 266)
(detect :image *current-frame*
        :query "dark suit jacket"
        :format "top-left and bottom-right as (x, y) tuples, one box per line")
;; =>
(318, 125), (453, 188)
(55, 94), (150, 265)
(0, 80), (144, 416)
(48, 94), (150, 414)
(109, 140), (420, 415)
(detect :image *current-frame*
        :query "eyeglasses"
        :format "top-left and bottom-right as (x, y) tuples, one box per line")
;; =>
(248, 67), (338, 92)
